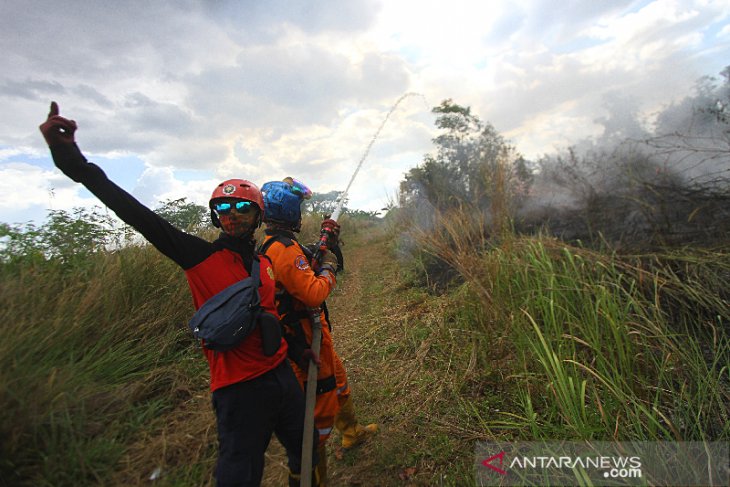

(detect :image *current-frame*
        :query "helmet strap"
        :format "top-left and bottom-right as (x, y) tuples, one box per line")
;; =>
(210, 209), (221, 228)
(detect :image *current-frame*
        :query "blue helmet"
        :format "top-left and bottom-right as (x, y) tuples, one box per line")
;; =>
(261, 178), (312, 227)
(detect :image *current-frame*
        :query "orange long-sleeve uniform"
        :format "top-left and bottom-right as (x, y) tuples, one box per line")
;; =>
(261, 231), (352, 447)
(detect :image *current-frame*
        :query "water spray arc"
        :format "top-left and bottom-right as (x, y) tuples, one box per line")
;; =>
(330, 91), (428, 221)
(300, 92), (427, 487)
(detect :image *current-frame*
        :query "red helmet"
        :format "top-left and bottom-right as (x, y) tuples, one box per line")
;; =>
(209, 179), (264, 210)
(209, 179), (264, 230)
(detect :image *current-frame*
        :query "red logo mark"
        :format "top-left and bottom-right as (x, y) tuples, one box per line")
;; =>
(481, 451), (507, 475)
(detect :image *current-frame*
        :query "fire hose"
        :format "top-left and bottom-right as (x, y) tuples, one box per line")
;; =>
(300, 92), (424, 486)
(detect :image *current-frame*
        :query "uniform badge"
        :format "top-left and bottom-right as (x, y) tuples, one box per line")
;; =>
(222, 184), (236, 195)
(294, 255), (310, 271)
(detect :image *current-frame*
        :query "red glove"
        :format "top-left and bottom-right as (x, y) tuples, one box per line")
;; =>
(39, 102), (77, 146)
(320, 218), (340, 247)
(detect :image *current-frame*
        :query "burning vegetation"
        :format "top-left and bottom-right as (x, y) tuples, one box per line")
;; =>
(398, 66), (730, 251)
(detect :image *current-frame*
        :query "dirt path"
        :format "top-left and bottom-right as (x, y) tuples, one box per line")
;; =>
(324, 233), (391, 485)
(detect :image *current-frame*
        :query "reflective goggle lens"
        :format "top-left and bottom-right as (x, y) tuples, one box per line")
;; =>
(283, 177), (312, 200)
(215, 201), (254, 214)
(215, 202), (232, 214)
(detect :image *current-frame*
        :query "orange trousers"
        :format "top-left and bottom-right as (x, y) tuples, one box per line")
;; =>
(290, 319), (351, 447)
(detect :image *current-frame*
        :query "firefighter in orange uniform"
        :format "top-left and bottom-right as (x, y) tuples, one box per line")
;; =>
(258, 178), (377, 485)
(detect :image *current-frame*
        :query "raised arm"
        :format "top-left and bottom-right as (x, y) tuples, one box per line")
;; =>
(39, 102), (211, 269)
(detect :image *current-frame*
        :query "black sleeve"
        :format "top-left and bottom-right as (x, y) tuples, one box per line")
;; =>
(49, 142), (212, 269)
(331, 244), (344, 272)
(284, 333), (306, 366)
(304, 242), (344, 272)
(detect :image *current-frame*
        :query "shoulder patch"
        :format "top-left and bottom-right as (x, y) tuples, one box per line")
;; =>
(294, 254), (310, 271)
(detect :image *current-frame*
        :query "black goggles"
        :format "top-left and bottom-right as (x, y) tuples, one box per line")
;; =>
(214, 201), (255, 215)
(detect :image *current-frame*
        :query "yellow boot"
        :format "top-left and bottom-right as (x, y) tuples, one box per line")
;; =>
(334, 396), (378, 450)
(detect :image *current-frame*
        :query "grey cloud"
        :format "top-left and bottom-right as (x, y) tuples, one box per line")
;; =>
(485, 0), (636, 46)
(487, 9), (527, 43)
(371, 122), (433, 157)
(24, 92), (197, 155)
(293, 0), (381, 33)
(72, 84), (113, 108)
(358, 53), (411, 99)
(232, 45), (354, 104)
(79, 124), (159, 155)
(53, 91), (197, 155)
(122, 92), (196, 136)
(188, 44), (409, 128)
(527, 0), (635, 27)
(624, 4), (725, 48)
(1, 0), (396, 159)
(148, 138), (230, 169)
(1, 1), (211, 79)
(202, 0), (380, 40)
(0, 78), (65, 100)
(479, 3), (726, 137)
(482, 56), (596, 130)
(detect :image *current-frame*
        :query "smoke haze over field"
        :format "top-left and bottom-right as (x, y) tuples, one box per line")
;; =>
(1, 0), (729, 224)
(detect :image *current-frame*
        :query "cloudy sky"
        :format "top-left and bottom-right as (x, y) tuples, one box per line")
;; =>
(1, 0), (728, 225)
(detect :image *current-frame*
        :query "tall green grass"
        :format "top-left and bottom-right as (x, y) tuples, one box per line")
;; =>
(0, 245), (205, 486)
(401, 208), (729, 443)
(0, 214), (370, 486)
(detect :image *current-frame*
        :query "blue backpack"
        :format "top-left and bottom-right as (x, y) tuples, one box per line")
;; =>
(188, 257), (279, 353)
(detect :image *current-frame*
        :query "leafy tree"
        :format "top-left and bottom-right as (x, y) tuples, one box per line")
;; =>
(1, 198), (211, 271)
(303, 191), (343, 217)
(399, 99), (531, 211)
(301, 190), (381, 222)
(343, 209), (380, 220)
(0, 222), (45, 266)
(154, 197), (209, 232)
(0, 206), (128, 269)
(43, 208), (116, 259)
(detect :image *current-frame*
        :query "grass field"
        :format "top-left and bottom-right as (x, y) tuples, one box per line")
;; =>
(1, 211), (727, 486)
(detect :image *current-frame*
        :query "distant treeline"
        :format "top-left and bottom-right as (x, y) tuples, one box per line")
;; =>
(0, 192), (378, 269)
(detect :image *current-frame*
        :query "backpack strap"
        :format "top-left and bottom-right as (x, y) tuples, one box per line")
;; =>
(251, 253), (261, 282)
(257, 233), (294, 255)
(260, 233), (335, 331)
(258, 233), (303, 313)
